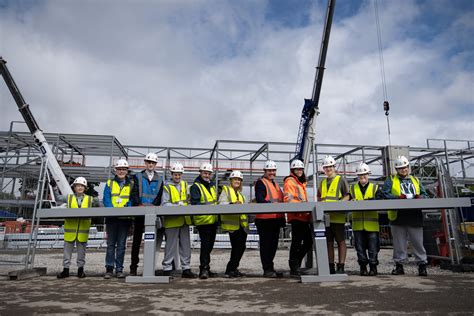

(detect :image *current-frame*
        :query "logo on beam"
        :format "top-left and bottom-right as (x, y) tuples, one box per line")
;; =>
(314, 230), (326, 238)
(144, 233), (155, 240)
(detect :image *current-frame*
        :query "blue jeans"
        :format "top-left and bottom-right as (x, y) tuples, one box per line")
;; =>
(353, 231), (380, 266)
(105, 218), (132, 273)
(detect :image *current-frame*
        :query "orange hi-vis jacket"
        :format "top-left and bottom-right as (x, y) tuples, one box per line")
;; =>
(255, 177), (285, 220)
(284, 174), (311, 223)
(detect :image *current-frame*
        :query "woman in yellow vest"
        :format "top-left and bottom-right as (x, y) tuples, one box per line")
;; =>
(53, 177), (99, 279)
(350, 163), (382, 276)
(218, 170), (248, 278)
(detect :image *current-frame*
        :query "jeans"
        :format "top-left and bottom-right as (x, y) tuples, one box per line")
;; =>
(353, 230), (380, 266)
(105, 218), (132, 273)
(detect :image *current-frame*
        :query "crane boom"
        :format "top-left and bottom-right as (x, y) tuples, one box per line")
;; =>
(0, 57), (73, 196)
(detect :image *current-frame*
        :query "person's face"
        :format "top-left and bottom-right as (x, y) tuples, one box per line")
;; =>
(74, 184), (86, 195)
(323, 165), (335, 177)
(200, 171), (212, 182)
(172, 172), (182, 183)
(144, 160), (157, 172)
(115, 167), (128, 180)
(358, 173), (369, 185)
(292, 168), (304, 177)
(396, 166), (409, 177)
(230, 177), (242, 189)
(264, 169), (277, 180)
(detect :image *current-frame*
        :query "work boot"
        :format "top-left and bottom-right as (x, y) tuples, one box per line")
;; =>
(129, 267), (137, 276)
(208, 270), (218, 278)
(162, 270), (172, 277)
(57, 268), (69, 279)
(263, 270), (284, 278)
(329, 263), (336, 275)
(104, 267), (114, 279)
(368, 264), (377, 276)
(182, 269), (197, 279)
(234, 269), (246, 277)
(224, 270), (239, 278)
(77, 267), (86, 278)
(418, 264), (428, 277)
(391, 264), (404, 275)
(199, 269), (209, 280)
(359, 265), (368, 276)
(289, 260), (301, 278)
(116, 271), (126, 279)
(336, 263), (345, 274)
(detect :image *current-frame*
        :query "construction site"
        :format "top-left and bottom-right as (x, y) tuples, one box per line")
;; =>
(1, 0), (473, 315)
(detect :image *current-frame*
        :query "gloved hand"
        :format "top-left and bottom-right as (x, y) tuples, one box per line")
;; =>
(399, 194), (407, 199)
(405, 194), (414, 199)
(50, 178), (57, 187)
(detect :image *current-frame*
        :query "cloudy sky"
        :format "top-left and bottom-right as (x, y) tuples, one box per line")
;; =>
(0, 0), (472, 150)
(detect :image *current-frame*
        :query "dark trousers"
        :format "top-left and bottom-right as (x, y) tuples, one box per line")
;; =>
(353, 231), (380, 266)
(130, 216), (144, 270)
(197, 223), (217, 270)
(226, 227), (247, 273)
(255, 218), (283, 272)
(289, 220), (313, 265)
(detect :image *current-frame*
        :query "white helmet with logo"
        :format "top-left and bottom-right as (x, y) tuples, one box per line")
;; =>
(264, 160), (277, 170)
(144, 152), (158, 163)
(199, 162), (213, 173)
(229, 170), (243, 180)
(115, 159), (129, 169)
(394, 155), (410, 169)
(290, 159), (304, 169)
(356, 163), (371, 175)
(170, 162), (184, 173)
(322, 155), (336, 167)
(72, 176), (87, 187)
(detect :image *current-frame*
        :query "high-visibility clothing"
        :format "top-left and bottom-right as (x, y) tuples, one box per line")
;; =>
(163, 181), (192, 228)
(255, 177), (285, 220)
(191, 182), (218, 226)
(136, 172), (162, 205)
(64, 194), (92, 243)
(320, 175), (346, 224)
(388, 175), (420, 221)
(284, 175), (311, 223)
(350, 182), (379, 232)
(106, 179), (132, 219)
(220, 185), (248, 231)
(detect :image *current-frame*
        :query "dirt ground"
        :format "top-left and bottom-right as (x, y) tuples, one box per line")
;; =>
(0, 249), (473, 315)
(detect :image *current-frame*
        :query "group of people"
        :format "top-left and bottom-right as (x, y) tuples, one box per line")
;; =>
(54, 152), (429, 280)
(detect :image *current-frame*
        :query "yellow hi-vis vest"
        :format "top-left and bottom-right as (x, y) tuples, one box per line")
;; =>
(107, 179), (132, 219)
(350, 183), (379, 232)
(387, 175), (421, 221)
(220, 185), (248, 232)
(320, 175), (346, 224)
(163, 181), (192, 229)
(192, 183), (218, 226)
(64, 194), (92, 243)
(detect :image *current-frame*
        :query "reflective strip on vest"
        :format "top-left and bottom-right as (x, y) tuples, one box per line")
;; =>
(107, 179), (131, 208)
(321, 175), (346, 224)
(220, 185), (248, 231)
(256, 177), (285, 220)
(285, 176), (311, 223)
(163, 181), (192, 228)
(192, 182), (218, 226)
(350, 183), (379, 232)
(387, 175), (421, 221)
(64, 194), (92, 243)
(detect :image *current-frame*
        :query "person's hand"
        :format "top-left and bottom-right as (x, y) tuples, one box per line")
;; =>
(235, 201), (243, 204)
(405, 194), (414, 199)
(178, 201), (185, 206)
(415, 194), (421, 199)
(399, 194), (407, 199)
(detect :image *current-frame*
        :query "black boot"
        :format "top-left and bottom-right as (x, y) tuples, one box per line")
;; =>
(329, 263), (336, 275)
(391, 263), (404, 275)
(182, 269), (197, 279)
(57, 268), (69, 279)
(368, 264), (377, 276)
(336, 263), (345, 274)
(77, 267), (86, 278)
(360, 265), (368, 276)
(199, 268), (209, 280)
(130, 266), (137, 276)
(418, 264), (428, 277)
(289, 260), (301, 277)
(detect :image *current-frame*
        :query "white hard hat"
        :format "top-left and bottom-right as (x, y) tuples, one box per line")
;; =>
(322, 155), (336, 167)
(229, 170), (243, 180)
(199, 162), (213, 173)
(144, 152), (158, 163)
(290, 159), (304, 169)
(170, 162), (184, 173)
(72, 177), (87, 187)
(356, 163), (371, 175)
(394, 155), (410, 169)
(115, 159), (129, 169)
(264, 160), (277, 170)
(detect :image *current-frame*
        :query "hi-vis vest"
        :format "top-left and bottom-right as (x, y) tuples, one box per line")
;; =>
(387, 175), (420, 221)
(220, 185), (248, 232)
(163, 181), (192, 228)
(320, 175), (346, 224)
(107, 179), (131, 207)
(255, 177), (285, 220)
(192, 182), (218, 226)
(136, 172), (162, 205)
(64, 194), (92, 243)
(284, 176), (311, 223)
(350, 182), (379, 232)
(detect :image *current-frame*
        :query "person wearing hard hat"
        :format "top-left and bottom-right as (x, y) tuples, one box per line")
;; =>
(52, 177), (99, 279)
(254, 160), (286, 278)
(129, 153), (164, 276)
(382, 155), (429, 277)
(103, 159), (134, 279)
(161, 162), (197, 278)
(350, 163), (382, 276)
(317, 155), (350, 274)
(218, 170), (248, 278)
(190, 162), (218, 279)
(284, 159), (313, 277)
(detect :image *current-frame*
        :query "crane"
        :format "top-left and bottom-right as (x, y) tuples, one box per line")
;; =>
(0, 57), (73, 196)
